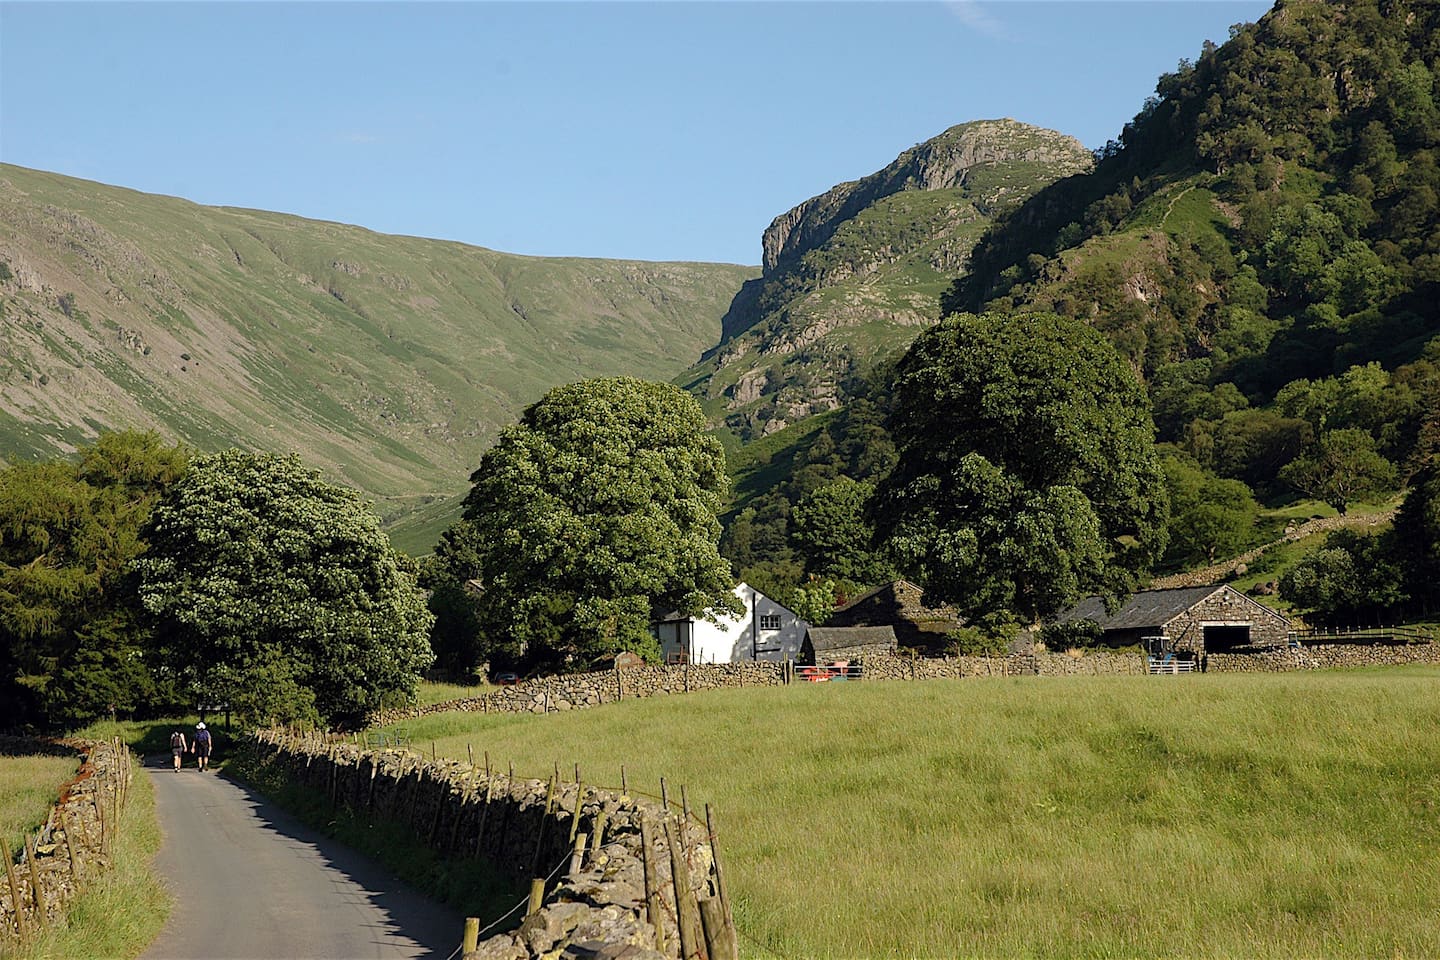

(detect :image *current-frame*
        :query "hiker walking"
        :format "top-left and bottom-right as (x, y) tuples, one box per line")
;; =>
(192, 722), (213, 771)
(170, 728), (188, 771)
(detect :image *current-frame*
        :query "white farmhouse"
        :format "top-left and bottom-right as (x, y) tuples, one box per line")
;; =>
(651, 583), (809, 664)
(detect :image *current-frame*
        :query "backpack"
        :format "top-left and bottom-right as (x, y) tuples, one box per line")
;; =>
(171, 731), (183, 748)
(196, 729), (211, 746)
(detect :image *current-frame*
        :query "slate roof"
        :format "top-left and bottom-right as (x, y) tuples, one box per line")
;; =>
(1057, 585), (1225, 631)
(806, 626), (897, 652)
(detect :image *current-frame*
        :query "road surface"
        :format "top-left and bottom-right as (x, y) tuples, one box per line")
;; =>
(142, 760), (462, 960)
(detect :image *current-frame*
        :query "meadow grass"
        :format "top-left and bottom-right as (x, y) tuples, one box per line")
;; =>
(379, 668), (1440, 959)
(416, 680), (492, 706)
(1, 753), (168, 960)
(0, 754), (79, 856)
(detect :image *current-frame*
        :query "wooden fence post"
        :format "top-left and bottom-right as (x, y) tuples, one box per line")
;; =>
(4, 838), (28, 942)
(568, 831), (588, 876)
(589, 807), (609, 857)
(699, 897), (738, 960)
(25, 836), (44, 920)
(639, 818), (665, 954)
(705, 804), (734, 930)
(527, 877), (546, 916)
(57, 805), (81, 884)
(462, 916), (479, 955)
(664, 817), (702, 960)
(569, 784), (585, 842)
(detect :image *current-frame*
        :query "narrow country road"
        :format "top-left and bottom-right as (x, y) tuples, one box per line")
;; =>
(141, 760), (461, 960)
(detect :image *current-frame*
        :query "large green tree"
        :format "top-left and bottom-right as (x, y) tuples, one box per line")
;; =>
(1279, 428), (1396, 514)
(791, 478), (894, 584)
(0, 431), (189, 728)
(871, 311), (1168, 622)
(435, 377), (739, 670)
(135, 451), (433, 725)
(1161, 451), (1259, 567)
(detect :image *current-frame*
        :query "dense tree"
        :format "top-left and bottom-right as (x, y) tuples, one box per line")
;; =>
(871, 311), (1168, 623)
(435, 377), (739, 670)
(135, 451), (433, 725)
(0, 431), (188, 728)
(1393, 464), (1440, 610)
(791, 479), (894, 584)
(1278, 429), (1396, 514)
(1279, 529), (1408, 622)
(1161, 451), (1260, 567)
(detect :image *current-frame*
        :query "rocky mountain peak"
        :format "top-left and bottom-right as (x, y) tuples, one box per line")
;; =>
(761, 119), (1091, 274)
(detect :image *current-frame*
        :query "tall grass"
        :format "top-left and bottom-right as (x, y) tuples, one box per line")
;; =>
(0, 754), (79, 856)
(1, 754), (168, 960)
(379, 668), (1440, 958)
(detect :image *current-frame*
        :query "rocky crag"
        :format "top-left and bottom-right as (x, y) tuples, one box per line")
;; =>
(686, 119), (1094, 439)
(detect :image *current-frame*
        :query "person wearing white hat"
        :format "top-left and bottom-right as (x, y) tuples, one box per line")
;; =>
(193, 722), (213, 771)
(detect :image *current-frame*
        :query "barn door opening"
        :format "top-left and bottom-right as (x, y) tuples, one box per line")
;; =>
(1202, 624), (1251, 652)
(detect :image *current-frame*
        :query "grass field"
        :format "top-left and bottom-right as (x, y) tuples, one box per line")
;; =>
(378, 668), (1440, 959)
(0, 752), (79, 857)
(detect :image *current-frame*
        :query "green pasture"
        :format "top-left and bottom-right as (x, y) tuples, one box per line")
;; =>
(0, 752), (79, 857)
(379, 668), (1440, 959)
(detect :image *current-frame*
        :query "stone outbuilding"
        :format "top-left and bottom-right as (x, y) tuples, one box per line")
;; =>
(1055, 584), (1290, 654)
(802, 625), (897, 665)
(822, 580), (962, 654)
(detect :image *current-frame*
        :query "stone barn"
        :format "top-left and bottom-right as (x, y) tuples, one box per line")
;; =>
(823, 580), (962, 654)
(802, 626), (897, 665)
(1055, 584), (1290, 654)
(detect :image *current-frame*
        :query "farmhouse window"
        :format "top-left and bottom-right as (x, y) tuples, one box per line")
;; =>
(759, 614), (782, 631)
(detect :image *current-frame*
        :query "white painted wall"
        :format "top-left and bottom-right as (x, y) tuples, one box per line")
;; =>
(653, 583), (809, 664)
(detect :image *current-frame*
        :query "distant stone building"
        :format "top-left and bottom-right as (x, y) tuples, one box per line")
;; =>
(823, 580), (962, 653)
(802, 626), (897, 665)
(1054, 585), (1290, 654)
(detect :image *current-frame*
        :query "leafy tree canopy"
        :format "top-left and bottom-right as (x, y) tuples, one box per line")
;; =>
(1161, 449), (1260, 567)
(0, 431), (188, 728)
(1278, 428), (1396, 514)
(871, 311), (1168, 622)
(791, 478), (895, 584)
(436, 377), (739, 671)
(135, 451), (433, 725)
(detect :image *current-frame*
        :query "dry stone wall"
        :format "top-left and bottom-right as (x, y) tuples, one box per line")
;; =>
(240, 730), (735, 960)
(0, 737), (134, 948)
(372, 662), (788, 727)
(378, 640), (1440, 729)
(1207, 641), (1440, 672)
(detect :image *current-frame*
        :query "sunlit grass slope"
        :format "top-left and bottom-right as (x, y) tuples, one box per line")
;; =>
(0, 753), (79, 855)
(380, 669), (1440, 959)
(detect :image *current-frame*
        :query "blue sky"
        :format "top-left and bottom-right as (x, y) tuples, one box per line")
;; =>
(1, 2), (1271, 264)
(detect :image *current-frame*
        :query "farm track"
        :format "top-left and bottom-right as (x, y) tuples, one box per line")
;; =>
(140, 760), (459, 960)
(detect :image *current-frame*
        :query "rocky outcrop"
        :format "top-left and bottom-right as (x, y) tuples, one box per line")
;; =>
(686, 119), (1094, 441)
(761, 119), (1091, 273)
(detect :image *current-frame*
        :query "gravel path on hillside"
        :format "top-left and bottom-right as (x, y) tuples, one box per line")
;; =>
(140, 761), (460, 960)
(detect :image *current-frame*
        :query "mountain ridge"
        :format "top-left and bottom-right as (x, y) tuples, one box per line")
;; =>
(0, 163), (756, 514)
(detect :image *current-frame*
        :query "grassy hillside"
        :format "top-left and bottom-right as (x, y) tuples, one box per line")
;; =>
(681, 120), (1094, 441)
(0, 165), (756, 514)
(383, 669), (1440, 958)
